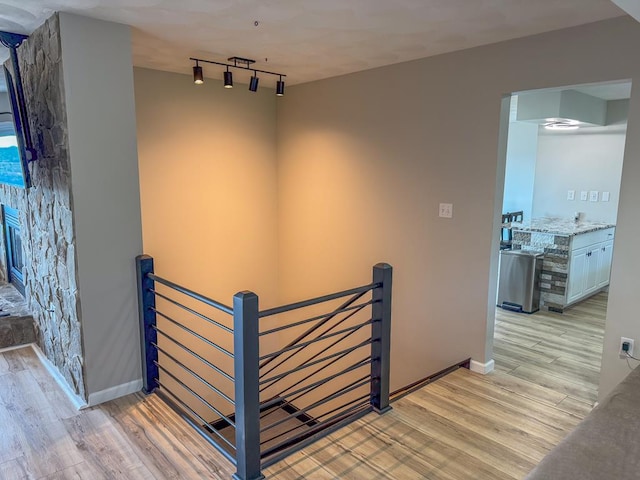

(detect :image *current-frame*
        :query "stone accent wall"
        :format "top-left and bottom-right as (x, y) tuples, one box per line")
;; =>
(512, 231), (571, 312)
(0, 15), (85, 398)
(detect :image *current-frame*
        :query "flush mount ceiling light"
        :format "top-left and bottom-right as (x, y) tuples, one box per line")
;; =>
(543, 119), (580, 131)
(190, 56), (286, 96)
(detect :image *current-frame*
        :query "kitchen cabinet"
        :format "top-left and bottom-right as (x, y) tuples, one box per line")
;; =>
(597, 240), (614, 288)
(567, 247), (587, 304)
(567, 229), (614, 305)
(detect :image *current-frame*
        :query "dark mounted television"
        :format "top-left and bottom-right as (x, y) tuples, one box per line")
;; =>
(0, 65), (32, 188)
(0, 31), (35, 189)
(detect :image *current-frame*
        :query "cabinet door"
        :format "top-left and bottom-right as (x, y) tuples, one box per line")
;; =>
(597, 240), (614, 288)
(584, 246), (600, 296)
(568, 247), (588, 303)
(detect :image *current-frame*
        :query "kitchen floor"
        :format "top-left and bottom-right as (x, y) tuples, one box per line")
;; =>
(493, 292), (607, 407)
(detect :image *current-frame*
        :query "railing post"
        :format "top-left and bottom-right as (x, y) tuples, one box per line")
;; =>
(136, 254), (158, 394)
(371, 263), (393, 414)
(233, 291), (264, 480)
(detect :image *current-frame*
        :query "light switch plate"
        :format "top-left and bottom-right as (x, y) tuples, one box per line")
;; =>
(439, 203), (453, 218)
(567, 190), (575, 201)
(580, 191), (588, 201)
(589, 191), (599, 202)
(602, 191), (610, 202)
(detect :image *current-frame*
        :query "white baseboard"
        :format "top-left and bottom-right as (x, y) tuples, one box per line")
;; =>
(0, 343), (36, 353)
(470, 359), (495, 375)
(88, 378), (143, 407)
(31, 344), (89, 410)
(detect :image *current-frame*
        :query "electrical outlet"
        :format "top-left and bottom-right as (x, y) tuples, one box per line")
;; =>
(580, 191), (588, 201)
(567, 190), (575, 201)
(589, 191), (599, 202)
(620, 337), (635, 358)
(439, 203), (453, 219)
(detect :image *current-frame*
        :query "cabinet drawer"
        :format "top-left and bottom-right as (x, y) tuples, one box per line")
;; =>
(571, 228), (615, 250)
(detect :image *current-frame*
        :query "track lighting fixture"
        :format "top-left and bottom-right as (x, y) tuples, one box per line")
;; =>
(249, 72), (259, 92)
(193, 61), (204, 85)
(223, 67), (233, 88)
(190, 56), (286, 96)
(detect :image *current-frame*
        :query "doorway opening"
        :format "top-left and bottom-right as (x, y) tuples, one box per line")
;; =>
(493, 79), (631, 408)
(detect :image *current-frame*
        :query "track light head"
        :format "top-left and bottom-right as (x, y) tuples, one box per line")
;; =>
(223, 68), (233, 88)
(249, 73), (259, 92)
(193, 63), (204, 85)
(276, 78), (285, 96)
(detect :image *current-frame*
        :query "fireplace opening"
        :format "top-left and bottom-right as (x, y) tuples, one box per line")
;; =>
(3, 205), (25, 296)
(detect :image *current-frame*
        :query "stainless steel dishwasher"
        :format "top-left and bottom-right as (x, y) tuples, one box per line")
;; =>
(497, 250), (544, 314)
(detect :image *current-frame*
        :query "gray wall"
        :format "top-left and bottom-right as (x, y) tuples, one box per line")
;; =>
(276, 16), (640, 399)
(59, 13), (143, 402)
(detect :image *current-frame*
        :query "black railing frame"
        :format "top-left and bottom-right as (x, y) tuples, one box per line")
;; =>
(136, 254), (392, 480)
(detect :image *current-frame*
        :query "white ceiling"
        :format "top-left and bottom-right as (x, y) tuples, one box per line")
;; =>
(0, 0), (627, 85)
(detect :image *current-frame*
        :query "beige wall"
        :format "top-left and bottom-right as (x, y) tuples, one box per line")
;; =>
(134, 67), (279, 309)
(277, 16), (640, 398)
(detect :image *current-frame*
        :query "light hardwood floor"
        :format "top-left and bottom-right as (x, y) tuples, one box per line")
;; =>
(0, 294), (606, 479)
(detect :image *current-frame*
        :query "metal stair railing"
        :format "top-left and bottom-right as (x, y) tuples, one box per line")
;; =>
(137, 255), (392, 480)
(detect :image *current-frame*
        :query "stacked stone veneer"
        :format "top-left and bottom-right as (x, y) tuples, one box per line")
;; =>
(0, 15), (85, 398)
(512, 231), (570, 312)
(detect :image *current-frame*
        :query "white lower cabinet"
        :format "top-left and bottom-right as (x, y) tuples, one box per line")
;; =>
(567, 247), (587, 304)
(566, 229), (614, 305)
(597, 240), (614, 288)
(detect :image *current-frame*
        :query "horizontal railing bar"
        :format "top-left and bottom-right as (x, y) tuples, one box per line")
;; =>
(152, 289), (234, 334)
(260, 375), (371, 434)
(156, 362), (236, 429)
(260, 357), (372, 413)
(259, 295), (368, 380)
(148, 273), (233, 314)
(275, 358), (372, 409)
(260, 316), (370, 394)
(153, 308), (234, 358)
(260, 400), (372, 461)
(278, 363), (372, 419)
(259, 339), (372, 386)
(155, 327), (234, 383)
(154, 343), (235, 406)
(259, 283), (379, 318)
(156, 383), (236, 452)
(259, 319), (374, 362)
(155, 390), (237, 466)
(259, 300), (375, 337)
(260, 393), (370, 447)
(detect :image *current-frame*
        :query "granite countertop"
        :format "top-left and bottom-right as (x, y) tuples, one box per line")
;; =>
(510, 217), (615, 236)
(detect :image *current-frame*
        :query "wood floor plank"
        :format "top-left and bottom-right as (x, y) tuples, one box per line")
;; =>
(19, 347), (81, 421)
(555, 396), (595, 416)
(509, 364), (598, 403)
(0, 458), (28, 480)
(103, 393), (234, 479)
(392, 397), (536, 478)
(426, 377), (576, 443)
(438, 370), (583, 431)
(0, 348), (27, 374)
(61, 409), (154, 479)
